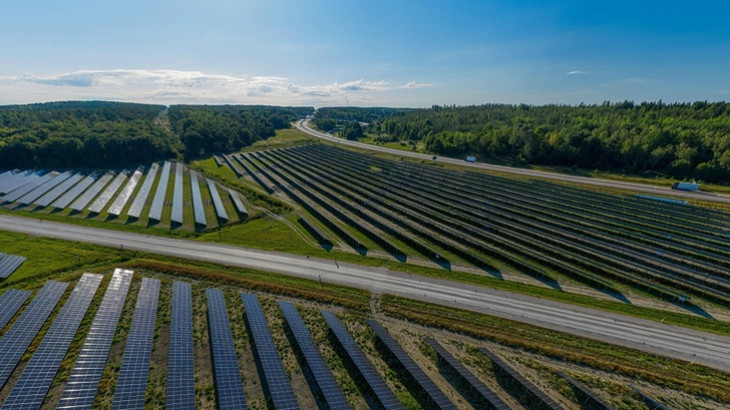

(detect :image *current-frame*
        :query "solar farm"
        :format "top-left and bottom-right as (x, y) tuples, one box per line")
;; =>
(0, 162), (248, 231)
(0, 266), (721, 409)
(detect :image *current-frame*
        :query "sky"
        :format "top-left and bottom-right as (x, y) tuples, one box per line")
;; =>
(1, 0), (729, 107)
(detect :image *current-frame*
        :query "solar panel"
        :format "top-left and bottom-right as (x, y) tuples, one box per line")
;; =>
(171, 163), (184, 224)
(69, 171), (115, 212)
(17, 171), (73, 205)
(228, 188), (248, 217)
(1, 274), (102, 410)
(127, 163), (159, 219)
(1, 171), (56, 203)
(190, 170), (207, 226)
(107, 168), (144, 216)
(88, 171), (128, 214)
(0, 255), (27, 279)
(321, 310), (404, 410)
(278, 301), (351, 410)
(0, 170), (16, 191)
(0, 280), (68, 390)
(33, 172), (85, 207)
(207, 179), (229, 221)
(480, 347), (565, 410)
(241, 294), (298, 409)
(627, 384), (669, 410)
(148, 161), (172, 221)
(51, 173), (98, 209)
(557, 372), (615, 410)
(425, 339), (510, 410)
(166, 281), (195, 410)
(0, 289), (31, 332)
(111, 277), (160, 410)
(0, 171), (34, 195)
(56, 268), (134, 410)
(367, 320), (457, 410)
(206, 289), (247, 410)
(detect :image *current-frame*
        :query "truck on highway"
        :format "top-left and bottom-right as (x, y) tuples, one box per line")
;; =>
(465, 156), (477, 162)
(671, 181), (700, 192)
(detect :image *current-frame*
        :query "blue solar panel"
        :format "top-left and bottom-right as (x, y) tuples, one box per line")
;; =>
(321, 311), (404, 410)
(171, 163), (184, 224)
(0, 281), (68, 390)
(1, 172), (55, 203)
(278, 301), (351, 410)
(51, 173), (98, 209)
(148, 161), (172, 221)
(16, 171), (73, 205)
(207, 179), (229, 221)
(0, 290), (31, 332)
(69, 172), (115, 212)
(166, 281), (195, 410)
(0, 255), (26, 279)
(425, 339), (510, 410)
(88, 171), (128, 214)
(1, 274), (102, 410)
(0, 170), (17, 192)
(107, 168), (143, 216)
(228, 188), (248, 217)
(111, 277), (160, 410)
(34, 172), (85, 207)
(127, 163), (159, 219)
(190, 170), (207, 226)
(207, 289), (247, 410)
(241, 294), (298, 409)
(367, 320), (456, 410)
(0, 171), (34, 195)
(57, 268), (134, 410)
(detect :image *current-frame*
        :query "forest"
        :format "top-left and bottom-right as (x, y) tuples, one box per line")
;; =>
(317, 102), (730, 182)
(311, 106), (412, 132)
(0, 102), (312, 168)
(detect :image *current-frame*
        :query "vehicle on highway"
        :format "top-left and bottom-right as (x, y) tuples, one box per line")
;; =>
(465, 156), (477, 162)
(672, 181), (700, 192)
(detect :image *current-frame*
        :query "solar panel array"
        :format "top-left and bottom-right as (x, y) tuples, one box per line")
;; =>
(278, 301), (351, 410)
(51, 173), (97, 209)
(0, 281), (68, 390)
(149, 161), (172, 221)
(107, 168), (143, 216)
(228, 188), (248, 217)
(127, 163), (159, 219)
(425, 339), (510, 410)
(557, 372), (615, 410)
(190, 170), (207, 226)
(2, 172), (55, 203)
(367, 320), (456, 410)
(171, 163), (184, 224)
(480, 347), (565, 410)
(69, 172), (115, 211)
(57, 268), (134, 410)
(628, 385), (669, 410)
(241, 294), (298, 409)
(166, 281), (195, 410)
(208, 179), (229, 221)
(0, 254), (26, 279)
(17, 171), (72, 205)
(34, 172), (84, 207)
(0, 289), (31, 331)
(0, 171), (34, 195)
(321, 310), (404, 410)
(206, 289), (248, 410)
(111, 277), (160, 410)
(1, 274), (102, 410)
(88, 171), (128, 214)
(0, 171), (17, 193)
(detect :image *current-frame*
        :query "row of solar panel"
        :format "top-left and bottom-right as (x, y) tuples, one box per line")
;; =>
(0, 163), (246, 226)
(0, 253), (26, 279)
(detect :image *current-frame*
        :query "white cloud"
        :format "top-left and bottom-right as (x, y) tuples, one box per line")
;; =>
(0, 69), (432, 106)
(566, 70), (588, 75)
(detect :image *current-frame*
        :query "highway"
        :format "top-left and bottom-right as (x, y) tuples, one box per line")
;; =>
(296, 119), (730, 205)
(1, 213), (729, 372)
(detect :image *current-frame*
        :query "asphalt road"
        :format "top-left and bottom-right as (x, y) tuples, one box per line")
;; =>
(296, 119), (730, 205)
(2, 213), (729, 372)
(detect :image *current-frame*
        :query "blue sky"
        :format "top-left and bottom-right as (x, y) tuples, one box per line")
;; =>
(1, 0), (729, 107)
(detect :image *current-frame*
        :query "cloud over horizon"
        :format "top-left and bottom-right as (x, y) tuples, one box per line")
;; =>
(0, 69), (433, 106)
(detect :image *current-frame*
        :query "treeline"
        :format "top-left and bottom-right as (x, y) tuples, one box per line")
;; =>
(361, 102), (730, 182)
(0, 102), (313, 169)
(168, 105), (311, 158)
(312, 106), (412, 132)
